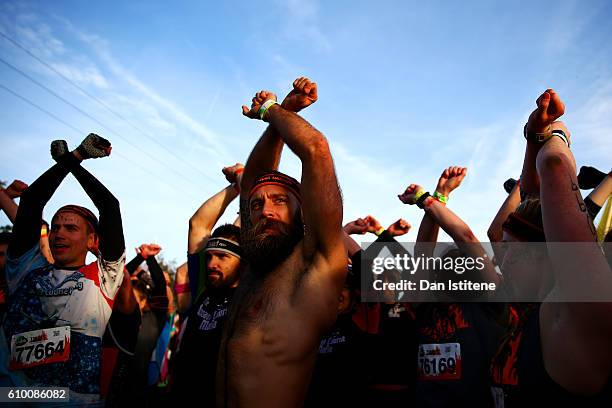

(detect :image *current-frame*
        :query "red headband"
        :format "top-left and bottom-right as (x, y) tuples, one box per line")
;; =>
(248, 171), (301, 203)
(54, 205), (99, 233)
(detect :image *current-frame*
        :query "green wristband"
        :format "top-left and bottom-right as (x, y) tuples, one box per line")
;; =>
(433, 191), (448, 204)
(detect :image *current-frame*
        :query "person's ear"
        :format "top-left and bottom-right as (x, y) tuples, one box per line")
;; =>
(87, 233), (99, 253)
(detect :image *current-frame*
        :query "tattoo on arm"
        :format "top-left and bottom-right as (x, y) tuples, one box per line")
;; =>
(570, 173), (597, 239)
(240, 198), (252, 234)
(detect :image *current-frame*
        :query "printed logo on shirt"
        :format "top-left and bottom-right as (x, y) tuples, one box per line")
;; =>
(197, 298), (228, 332)
(319, 330), (347, 354)
(419, 304), (469, 342)
(33, 271), (85, 297)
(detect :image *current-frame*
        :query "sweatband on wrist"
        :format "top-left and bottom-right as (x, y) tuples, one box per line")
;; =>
(374, 227), (385, 236)
(416, 192), (432, 209)
(550, 129), (570, 148)
(204, 237), (242, 259)
(174, 283), (190, 294)
(433, 191), (448, 204)
(414, 189), (426, 203)
(259, 100), (278, 121)
(523, 123), (552, 144)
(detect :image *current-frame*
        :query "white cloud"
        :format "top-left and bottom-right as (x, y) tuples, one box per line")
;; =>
(49, 62), (108, 88)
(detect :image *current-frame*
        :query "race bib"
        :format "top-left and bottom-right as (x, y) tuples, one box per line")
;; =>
(9, 326), (70, 370)
(418, 342), (461, 380)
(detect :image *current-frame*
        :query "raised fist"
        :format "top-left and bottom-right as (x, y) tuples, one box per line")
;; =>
(242, 91), (277, 120)
(222, 163), (245, 184)
(526, 89), (565, 134)
(4, 179), (28, 199)
(343, 218), (368, 235)
(137, 243), (162, 259)
(436, 166), (467, 197)
(51, 140), (69, 162)
(363, 215), (383, 234)
(387, 219), (411, 237)
(76, 133), (112, 159)
(281, 77), (318, 112)
(398, 184), (423, 205)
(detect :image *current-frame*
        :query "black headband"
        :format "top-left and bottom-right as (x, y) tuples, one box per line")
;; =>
(204, 237), (242, 259)
(502, 213), (546, 242)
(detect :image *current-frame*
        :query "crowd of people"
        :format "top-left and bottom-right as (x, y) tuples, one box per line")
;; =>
(0, 77), (611, 407)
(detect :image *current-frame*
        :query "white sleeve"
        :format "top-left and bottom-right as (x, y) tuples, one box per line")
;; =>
(97, 250), (125, 301)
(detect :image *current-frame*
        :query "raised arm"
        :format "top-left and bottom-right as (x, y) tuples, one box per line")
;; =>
(239, 78), (318, 228)
(61, 146), (124, 262)
(342, 218), (368, 258)
(532, 118), (612, 394)
(243, 100), (343, 261)
(189, 164), (243, 254)
(141, 244), (168, 309)
(9, 163), (72, 258)
(487, 180), (521, 243)
(50, 134), (124, 262)
(520, 89), (565, 197)
(584, 170), (612, 220)
(399, 181), (499, 286)
(0, 180), (27, 224)
(413, 167), (467, 258)
(174, 262), (190, 314)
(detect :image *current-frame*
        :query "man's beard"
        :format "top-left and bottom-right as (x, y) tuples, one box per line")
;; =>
(242, 213), (304, 276)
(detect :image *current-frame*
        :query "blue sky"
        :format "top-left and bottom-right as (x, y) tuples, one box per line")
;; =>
(1, 0), (611, 266)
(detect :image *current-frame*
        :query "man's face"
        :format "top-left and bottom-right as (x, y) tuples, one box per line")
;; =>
(206, 249), (241, 289)
(248, 184), (300, 235)
(0, 243), (7, 272)
(49, 211), (96, 267)
(243, 185), (304, 273)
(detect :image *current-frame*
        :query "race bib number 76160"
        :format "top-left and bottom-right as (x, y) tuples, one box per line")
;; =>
(418, 342), (461, 380)
(9, 326), (70, 370)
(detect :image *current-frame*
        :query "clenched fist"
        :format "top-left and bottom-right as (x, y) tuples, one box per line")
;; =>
(526, 89), (565, 135)
(242, 91), (277, 120)
(398, 184), (424, 205)
(4, 179), (28, 199)
(436, 167), (467, 197)
(281, 77), (318, 112)
(387, 219), (411, 237)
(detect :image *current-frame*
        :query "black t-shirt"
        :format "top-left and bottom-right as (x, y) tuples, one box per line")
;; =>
(414, 303), (508, 408)
(372, 303), (417, 387)
(172, 286), (235, 405)
(305, 313), (375, 407)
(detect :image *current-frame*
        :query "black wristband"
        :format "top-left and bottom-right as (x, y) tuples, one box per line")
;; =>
(416, 192), (431, 209)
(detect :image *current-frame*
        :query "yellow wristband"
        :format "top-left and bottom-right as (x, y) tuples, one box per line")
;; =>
(259, 100), (278, 121)
(375, 227), (385, 236)
(414, 189), (426, 202)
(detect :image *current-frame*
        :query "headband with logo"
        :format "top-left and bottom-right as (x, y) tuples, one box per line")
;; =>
(248, 171), (301, 203)
(204, 237), (242, 259)
(55, 205), (99, 233)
